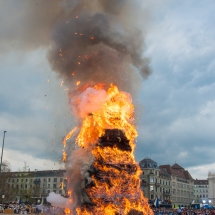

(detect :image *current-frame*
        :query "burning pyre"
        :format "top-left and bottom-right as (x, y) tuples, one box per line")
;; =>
(60, 84), (153, 215)
(43, 0), (153, 214)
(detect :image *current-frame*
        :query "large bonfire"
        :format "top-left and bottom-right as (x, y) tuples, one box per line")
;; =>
(61, 84), (153, 215)
(43, 0), (153, 214)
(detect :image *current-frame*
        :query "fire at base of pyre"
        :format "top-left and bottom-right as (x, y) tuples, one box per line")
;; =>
(75, 129), (151, 215)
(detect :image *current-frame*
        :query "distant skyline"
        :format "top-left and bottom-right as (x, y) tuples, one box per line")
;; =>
(1, 0), (215, 179)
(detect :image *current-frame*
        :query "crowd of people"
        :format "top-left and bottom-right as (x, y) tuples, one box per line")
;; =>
(153, 207), (215, 215)
(1, 202), (215, 214)
(0, 202), (64, 214)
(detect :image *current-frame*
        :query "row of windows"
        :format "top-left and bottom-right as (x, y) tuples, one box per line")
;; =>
(150, 177), (171, 186)
(173, 183), (193, 190)
(194, 189), (208, 193)
(194, 185), (208, 188)
(150, 185), (170, 193)
(195, 194), (208, 198)
(8, 177), (62, 183)
(172, 190), (193, 197)
(8, 183), (61, 189)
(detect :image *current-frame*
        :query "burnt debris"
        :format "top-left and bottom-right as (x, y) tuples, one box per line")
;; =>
(79, 129), (144, 214)
(99, 129), (132, 151)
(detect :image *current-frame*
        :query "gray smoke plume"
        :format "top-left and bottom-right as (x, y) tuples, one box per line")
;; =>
(47, 0), (151, 93)
(1, 0), (151, 93)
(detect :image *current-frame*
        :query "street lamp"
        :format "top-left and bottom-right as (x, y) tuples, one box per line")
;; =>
(0, 131), (7, 173)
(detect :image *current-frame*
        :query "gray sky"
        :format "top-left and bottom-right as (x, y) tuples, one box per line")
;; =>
(1, 0), (215, 179)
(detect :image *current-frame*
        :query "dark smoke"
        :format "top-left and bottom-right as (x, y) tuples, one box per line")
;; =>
(1, 0), (151, 94)
(47, 0), (151, 93)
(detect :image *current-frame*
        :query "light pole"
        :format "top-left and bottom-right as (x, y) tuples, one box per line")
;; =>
(0, 131), (7, 173)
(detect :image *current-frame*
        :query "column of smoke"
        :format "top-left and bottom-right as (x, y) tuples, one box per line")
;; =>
(46, 0), (151, 213)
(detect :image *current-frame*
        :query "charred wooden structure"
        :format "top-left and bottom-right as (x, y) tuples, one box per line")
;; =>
(79, 129), (145, 215)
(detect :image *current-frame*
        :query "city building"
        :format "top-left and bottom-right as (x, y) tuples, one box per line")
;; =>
(1, 169), (67, 203)
(194, 179), (209, 204)
(139, 158), (171, 206)
(208, 172), (215, 205)
(159, 163), (194, 208)
(139, 158), (195, 208)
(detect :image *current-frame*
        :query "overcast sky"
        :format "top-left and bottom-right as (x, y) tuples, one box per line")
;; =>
(1, 0), (215, 179)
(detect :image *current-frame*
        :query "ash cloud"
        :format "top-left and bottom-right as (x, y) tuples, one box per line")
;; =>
(1, 0), (151, 94)
(47, 0), (151, 94)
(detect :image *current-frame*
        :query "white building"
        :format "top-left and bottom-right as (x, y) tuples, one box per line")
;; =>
(194, 179), (209, 204)
(208, 172), (215, 205)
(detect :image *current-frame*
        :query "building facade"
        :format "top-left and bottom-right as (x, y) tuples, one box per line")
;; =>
(139, 158), (171, 205)
(194, 179), (209, 204)
(159, 163), (194, 208)
(139, 158), (195, 208)
(208, 172), (215, 205)
(1, 169), (67, 203)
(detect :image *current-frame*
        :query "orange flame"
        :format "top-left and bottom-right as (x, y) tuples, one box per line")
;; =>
(62, 127), (78, 148)
(64, 84), (152, 215)
(76, 83), (137, 151)
(64, 208), (70, 215)
(62, 150), (67, 162)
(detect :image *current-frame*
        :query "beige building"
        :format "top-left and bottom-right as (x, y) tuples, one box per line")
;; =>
(160, 163), (194, 208)
(208, 172), (215, 205)
(139, 158), (195, 208)
(2, 169), (67, 203)
(139, 158), (171, 206)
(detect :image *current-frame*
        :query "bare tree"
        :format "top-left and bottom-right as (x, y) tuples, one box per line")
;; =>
(0, 160), (11, 202)
(0, 160), (11, 172)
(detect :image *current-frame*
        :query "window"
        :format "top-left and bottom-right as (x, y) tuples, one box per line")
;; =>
(150, 185), (154, 191)
(53, 184), (56, 188)
(48, 190), (50, 193)
(43, 178), (46, 182)
(48, 178), (51, 182)
(150, 177), (154, 183)
(54, 178), (57, 182)
(26, 179), (28, 182)
(12, 179), (14, 183)
(48, 184), (50, 188)
(25, 185), (27, 189)
(17, 179), (19, 182)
